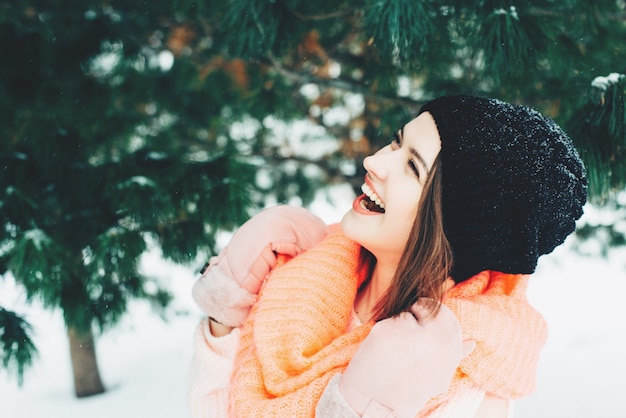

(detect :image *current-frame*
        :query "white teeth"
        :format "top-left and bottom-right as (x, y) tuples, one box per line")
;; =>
(361, 183), (385, 209)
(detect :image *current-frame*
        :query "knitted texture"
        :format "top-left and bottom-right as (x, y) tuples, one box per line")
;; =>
(230, 225), (374, 417)
(449, 271), (548, 396)
(417, 270), (548, 417)
(419, 95), (587, 283)
(229, 227), (547, 417)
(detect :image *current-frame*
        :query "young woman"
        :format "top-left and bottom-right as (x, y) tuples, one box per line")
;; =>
(189, 95), (587, 417)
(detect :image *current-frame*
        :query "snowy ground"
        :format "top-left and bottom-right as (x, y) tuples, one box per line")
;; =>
(1, 194), (626, 418)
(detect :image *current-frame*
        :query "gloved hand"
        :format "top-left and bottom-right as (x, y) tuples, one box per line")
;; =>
(338, 300), (475, 418)
(192, 205), (328, 328)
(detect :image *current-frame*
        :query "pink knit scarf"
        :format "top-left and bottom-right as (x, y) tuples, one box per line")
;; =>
(229, 225), (547, 417)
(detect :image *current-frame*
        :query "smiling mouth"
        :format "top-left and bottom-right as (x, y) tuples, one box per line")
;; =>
(361, 183), (385, 213)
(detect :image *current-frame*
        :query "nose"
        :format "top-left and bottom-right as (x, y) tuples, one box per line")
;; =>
(363, 149), (390, 180)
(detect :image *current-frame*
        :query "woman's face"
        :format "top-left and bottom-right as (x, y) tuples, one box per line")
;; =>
(341, 112), (441, 263)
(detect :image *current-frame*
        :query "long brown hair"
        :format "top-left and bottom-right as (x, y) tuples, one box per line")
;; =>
(360, 154), (453, 321)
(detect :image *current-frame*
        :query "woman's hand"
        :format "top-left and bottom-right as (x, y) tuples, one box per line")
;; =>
(192, 205), (327, 328)
(338, 300), (475, 418)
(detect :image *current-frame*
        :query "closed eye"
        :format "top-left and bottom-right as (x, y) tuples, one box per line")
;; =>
(408, 160), (420, 178)
(394, 131), (420, 178)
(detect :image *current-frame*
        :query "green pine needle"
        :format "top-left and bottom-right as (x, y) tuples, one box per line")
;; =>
(222, 0), (282, 57)
(364, 0), (436, 65)
(0, 307), (38, 386)
(569, 73), (626, 202)
(7, 230), (64, 309)
(479, 5), (546, 81)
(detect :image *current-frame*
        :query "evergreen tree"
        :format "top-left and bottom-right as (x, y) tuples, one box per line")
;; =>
(1, 0), (625, 395)
(0, 1), (256, 396)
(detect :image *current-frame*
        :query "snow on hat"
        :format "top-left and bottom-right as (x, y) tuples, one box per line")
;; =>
(419, 95), (587, 283)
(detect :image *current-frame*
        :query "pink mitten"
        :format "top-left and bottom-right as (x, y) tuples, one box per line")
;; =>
(192, 205), (328, 327)
(338, 301), (475, 418)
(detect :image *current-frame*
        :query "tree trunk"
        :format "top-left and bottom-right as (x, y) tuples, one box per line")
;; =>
(67, 326), (105, 398)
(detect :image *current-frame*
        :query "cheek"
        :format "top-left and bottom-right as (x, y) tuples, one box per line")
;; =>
(387, 189), (421, 238)
(390, 185), (422, 218)
(385, 200), (418, 240)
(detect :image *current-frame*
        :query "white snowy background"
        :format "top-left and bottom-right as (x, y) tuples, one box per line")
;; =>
(1, 185), (625, 418)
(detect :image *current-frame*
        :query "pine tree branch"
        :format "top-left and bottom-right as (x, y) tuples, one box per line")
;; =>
(0, 307), (38, 386)
(290, 9), (353, 21)
(254, 152), (360, 186)
(236, 2), (424, 111)
(527, 6), (626, 21)
(259, 54), (424, 110)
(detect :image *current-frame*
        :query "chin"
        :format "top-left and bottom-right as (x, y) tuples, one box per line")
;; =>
(340, 210), (374, 249)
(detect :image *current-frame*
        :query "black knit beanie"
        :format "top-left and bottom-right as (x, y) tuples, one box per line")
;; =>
(419, 95), (587, 283)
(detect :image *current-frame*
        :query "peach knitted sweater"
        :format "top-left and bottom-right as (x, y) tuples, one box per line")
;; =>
(229, 225), (547, 417)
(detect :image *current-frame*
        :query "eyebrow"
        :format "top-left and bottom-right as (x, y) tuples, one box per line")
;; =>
(399, 126), (431, 173)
